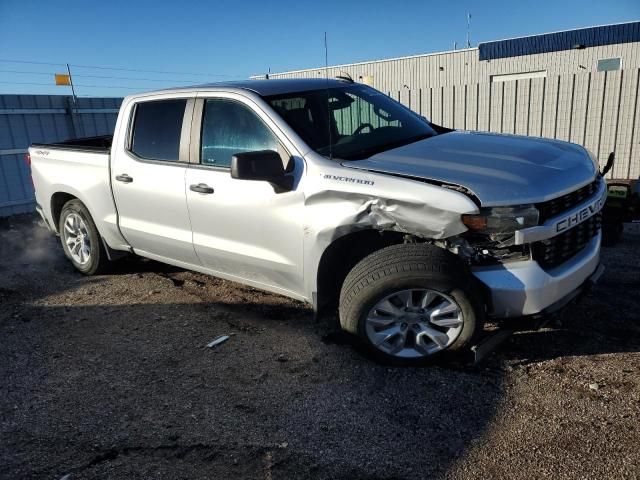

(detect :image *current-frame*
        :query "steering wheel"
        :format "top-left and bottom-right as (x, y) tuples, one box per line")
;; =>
(353, 123), (374, 135)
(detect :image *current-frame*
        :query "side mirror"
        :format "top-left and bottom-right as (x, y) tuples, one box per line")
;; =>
(230, 150), (293, 192)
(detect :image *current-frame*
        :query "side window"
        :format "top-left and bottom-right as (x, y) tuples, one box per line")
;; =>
(130, 99), (187, 161)
(201, 99), (278, 168)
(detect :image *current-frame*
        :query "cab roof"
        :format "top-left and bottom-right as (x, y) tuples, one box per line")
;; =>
(162, 78), (352, 97)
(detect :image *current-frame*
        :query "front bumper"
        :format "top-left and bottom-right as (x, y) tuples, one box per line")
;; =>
(471, 232), (602, 317)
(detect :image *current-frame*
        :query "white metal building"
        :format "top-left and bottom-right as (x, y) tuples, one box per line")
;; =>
(258, 21), (640, 180)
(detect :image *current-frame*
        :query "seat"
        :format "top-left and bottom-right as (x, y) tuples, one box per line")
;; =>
(281, 107), (327, 150)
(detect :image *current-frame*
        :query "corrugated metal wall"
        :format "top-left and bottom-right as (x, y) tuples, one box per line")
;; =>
(396, 69), (639, 180)
(0, 95), (121, 217)
(262, 42), (640, 179)
(263, 43), (640, 92)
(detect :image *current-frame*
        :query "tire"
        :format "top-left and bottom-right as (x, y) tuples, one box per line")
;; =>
(59, 199), (109, 275)
(339, 243), (483, 364)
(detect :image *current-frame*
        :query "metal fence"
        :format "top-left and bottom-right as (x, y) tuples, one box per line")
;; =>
(0, 94), (121, 217)
(380, 69), (640, 180)
(267, 65), (640, 181)
(2, 71), (639, 218)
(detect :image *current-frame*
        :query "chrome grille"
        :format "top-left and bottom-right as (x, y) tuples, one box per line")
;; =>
(537, 178), (601, 223)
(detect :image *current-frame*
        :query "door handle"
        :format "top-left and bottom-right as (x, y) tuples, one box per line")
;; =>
(115, 174), (133, 183)
(190, 183), (214, 194)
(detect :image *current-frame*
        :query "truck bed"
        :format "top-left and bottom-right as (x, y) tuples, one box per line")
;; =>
(29, 135), (126, 250)
(32, 135), (113, 152)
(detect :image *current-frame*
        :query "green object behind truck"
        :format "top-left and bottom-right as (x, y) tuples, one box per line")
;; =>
(602, 179), (640, 245)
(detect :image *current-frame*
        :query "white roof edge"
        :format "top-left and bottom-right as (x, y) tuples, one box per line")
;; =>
(478, 20), (640, 46)
(255, 47), (478, 78)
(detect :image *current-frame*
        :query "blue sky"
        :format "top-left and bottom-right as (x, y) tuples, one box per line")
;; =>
(0, 0), (638, 97)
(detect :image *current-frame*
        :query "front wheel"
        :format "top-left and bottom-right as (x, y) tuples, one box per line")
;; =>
(339, 243), (483, 364)
(59, 199), (109, 275)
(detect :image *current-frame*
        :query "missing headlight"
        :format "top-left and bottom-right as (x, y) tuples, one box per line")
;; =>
(448, 235), (531, 265)
(461, 205), (539, 238)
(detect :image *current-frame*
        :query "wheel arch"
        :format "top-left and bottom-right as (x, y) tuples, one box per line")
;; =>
(314, 229), (406, 319)
(50, 191), (79, 233)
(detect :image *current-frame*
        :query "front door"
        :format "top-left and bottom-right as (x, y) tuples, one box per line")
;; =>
(185, 96), (305, 297)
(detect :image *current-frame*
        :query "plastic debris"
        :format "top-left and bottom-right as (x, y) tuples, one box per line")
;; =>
(207, 335), (230, 348)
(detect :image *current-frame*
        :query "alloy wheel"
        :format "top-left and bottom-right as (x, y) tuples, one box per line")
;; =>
(63, 212), (91, 265)
(365, 288), (464, 358)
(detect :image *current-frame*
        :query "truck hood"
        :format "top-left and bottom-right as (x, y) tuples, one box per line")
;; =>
(342, 131), (598, 206)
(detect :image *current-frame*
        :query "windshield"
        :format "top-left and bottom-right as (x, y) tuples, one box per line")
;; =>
(264, 84), (437, 160)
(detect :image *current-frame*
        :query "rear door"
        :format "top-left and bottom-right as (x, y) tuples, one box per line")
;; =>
(111, 95), (199, 265)
(184, 93), (305, 297)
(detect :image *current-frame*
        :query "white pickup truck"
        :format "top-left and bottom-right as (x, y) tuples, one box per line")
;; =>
(30, 78), (606, 363)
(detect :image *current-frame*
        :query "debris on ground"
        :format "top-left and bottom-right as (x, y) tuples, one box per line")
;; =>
(206, 335), (231, 348)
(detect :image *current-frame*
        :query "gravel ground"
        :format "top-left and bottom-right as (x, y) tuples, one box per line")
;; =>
(1, 215), (638, 480)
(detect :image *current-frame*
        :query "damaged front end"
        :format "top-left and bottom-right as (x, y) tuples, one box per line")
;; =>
(444, 205), (539, 266)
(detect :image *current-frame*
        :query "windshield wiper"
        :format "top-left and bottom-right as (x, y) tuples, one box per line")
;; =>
(339, 133), (434, 160)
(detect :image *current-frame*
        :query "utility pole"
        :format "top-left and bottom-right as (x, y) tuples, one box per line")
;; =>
(466, 13), (471, 48)
(66, 63), (77, 107)
(66, 63), (79, 137)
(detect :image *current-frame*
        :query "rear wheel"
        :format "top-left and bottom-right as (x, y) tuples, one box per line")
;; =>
(339, 243), (482, 364)
(59, 199), (109, 275)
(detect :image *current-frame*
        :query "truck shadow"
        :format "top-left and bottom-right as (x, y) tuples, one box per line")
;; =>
(2, 216), (638, 479)
(500, 286), (640, 364)
(499, 228), (640, 364)
(2, 298), (504, 480)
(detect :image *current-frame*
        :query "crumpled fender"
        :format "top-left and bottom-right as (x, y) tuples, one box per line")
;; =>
(301, 157), (479, 300)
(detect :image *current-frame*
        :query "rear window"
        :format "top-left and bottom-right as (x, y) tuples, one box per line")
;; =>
(130, 100), (186, 161)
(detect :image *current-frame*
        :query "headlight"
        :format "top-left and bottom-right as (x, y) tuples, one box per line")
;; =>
(461, 205), (539, 235)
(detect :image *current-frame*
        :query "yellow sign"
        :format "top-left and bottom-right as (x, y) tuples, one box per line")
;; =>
(55, 74), (71, 86)
(361, 75), (374, 86)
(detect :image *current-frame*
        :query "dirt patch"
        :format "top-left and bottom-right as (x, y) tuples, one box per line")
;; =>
(1, 215), (638, 479)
